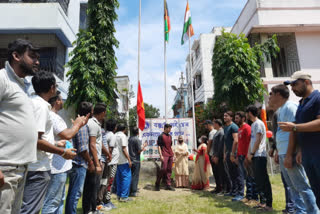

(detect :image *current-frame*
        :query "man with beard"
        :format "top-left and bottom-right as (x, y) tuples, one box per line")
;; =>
(279, 71), (320, 209)
(0, 39), (40, 213)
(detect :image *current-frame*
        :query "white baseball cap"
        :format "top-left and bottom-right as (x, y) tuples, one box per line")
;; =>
(284, 70), (311, 85)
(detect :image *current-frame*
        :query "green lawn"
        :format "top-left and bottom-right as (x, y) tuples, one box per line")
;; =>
(70, 173), (285, 214)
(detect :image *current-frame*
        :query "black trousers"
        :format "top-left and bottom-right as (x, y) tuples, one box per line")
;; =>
(252, 157), (273, 207)
(130, 162), (141, 194)
(82, 171), (99, 214)
(212, 157), (225, 192)
(226, 153), (243, 196)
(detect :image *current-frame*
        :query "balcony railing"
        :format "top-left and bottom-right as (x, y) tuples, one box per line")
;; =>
(0, 0), (70, 15)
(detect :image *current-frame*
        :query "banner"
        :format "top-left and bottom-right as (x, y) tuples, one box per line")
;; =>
(140, 118), (195, 159)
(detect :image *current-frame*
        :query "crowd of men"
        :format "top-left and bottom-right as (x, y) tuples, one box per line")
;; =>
(199, 71), (320, 213)
(0, 39), (147, 214)
(1, 38), (320, 214)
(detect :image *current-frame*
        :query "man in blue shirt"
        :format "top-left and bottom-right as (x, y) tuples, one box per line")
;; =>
(280, 71), (320, 209)
(269, 84), (318, 214)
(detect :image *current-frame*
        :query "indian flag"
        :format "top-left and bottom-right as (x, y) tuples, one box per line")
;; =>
(181, 1), (194, 45)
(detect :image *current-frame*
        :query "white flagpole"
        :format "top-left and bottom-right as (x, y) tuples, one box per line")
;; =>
(136, 0), (141, 130)
(164, 0), (168, 123)
(188, 29), (197, 150)
(138, 0), (141, 83)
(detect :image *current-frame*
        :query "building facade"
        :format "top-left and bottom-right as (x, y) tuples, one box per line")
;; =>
(185, 27), (231, 110)
(0, 0), (88, 97)
(231, 0), (320, 103)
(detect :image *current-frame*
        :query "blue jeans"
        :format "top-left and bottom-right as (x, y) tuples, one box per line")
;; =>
(42, 172), (68, 214)
(279, 154), (319, 214)
(302, 154), (320, 209)
(65, 165), (87, 214)
(130, 162), (141, 195)
(116, 163), (132, 198)
(281, 172), (295, 213)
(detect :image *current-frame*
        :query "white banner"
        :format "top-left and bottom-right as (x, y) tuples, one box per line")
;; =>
(140, 118), (195, 159)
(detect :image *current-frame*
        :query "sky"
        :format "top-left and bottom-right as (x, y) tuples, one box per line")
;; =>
(115, 0), (247, 117)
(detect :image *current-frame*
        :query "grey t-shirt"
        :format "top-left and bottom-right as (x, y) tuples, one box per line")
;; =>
(128, 136), (142, 163)
(116, 131), (129, 165)
(250, 119), (267, 157)
(87, 117), (102, 160)
(0, 62), (37, 165)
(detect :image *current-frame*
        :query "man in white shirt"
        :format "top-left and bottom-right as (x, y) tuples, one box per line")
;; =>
(42, 91), (88, 214)
(246, 105), (272, 212)
(0, 39), (39, 214)
(20, 71), (76, 214)
(115, 124), (132, 202)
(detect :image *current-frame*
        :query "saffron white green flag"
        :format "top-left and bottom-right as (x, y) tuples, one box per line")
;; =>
(181, 1), (194, 45)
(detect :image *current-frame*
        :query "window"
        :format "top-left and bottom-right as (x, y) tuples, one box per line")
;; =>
(195, 45), (200, 59)
(79, 3), (88, 30)
(195, 74), (202, 89)
(271, 33), (300, 77)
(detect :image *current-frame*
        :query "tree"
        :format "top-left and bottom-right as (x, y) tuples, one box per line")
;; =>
(65, 0), (119, 111)
(129, 103), (160, 129)
(211, 31), (279, 112)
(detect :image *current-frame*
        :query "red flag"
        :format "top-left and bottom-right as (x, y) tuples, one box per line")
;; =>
(137, 81), (145, 131)
(261, 101), (268, 131)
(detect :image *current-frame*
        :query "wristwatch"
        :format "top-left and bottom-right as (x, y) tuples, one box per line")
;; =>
(250, 152), (255, 156)
(292, 125), (297, 132)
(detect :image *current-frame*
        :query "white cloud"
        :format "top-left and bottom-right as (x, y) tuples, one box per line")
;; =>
(115, 0), (246, 117)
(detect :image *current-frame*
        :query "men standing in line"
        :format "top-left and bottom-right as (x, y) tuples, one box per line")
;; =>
(280, 71), (320, 208)
(115, 124), (132, 202)
(129, 127), (147, 197)
(246, 105), (273, 212)
(223, 111), (241, 199)
(155, 124), (175, 191)
(269, 84), (318, 213)
(65, 102), (95, 214)
(0, 39), (39, 213)
(42, 91), (88, 214)
(21, 71), (76, 214)
(83, 103), (106, 214)
(234, 111), (257, 202)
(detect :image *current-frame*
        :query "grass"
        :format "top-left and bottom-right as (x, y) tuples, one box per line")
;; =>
(70, 173), (285, 214)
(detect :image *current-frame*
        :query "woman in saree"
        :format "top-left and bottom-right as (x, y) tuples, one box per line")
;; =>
(191, 136), (213, 190)
(174, 135), (189, 188)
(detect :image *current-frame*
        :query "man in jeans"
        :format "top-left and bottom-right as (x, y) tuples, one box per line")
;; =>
(65, 102), (95, 214)
(155, 124), (175, 191)
(280, 71), (320, 209)
(21, 71), (76, 214)
(271, 84), (319, 213)
(115, 124), (132, 202)
(129, 127), (147, 197)
(42, 91), (88, 214)
(234, 111), (258, 202)
(0, 39), (39, 213)
(246, 105), (273, 212)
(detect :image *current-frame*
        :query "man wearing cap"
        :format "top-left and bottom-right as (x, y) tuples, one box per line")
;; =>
(0, 39), (40, 213)
(279, 71), (320, 208)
